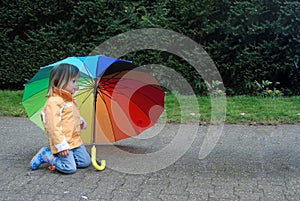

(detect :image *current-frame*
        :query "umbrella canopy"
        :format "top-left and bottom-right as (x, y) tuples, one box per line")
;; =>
(22, 55), (165, 144)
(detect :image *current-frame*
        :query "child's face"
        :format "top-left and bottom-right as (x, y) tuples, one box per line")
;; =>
(64, 76), (79, 95)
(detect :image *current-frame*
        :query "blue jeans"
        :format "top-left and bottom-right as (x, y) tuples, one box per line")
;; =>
(53, 145), (91, 174)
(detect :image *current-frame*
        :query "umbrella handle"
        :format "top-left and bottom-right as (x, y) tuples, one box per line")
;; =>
(91, 145), (106, 171)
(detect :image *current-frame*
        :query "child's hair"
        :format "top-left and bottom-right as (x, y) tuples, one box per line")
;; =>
(47, 63), (79, 96)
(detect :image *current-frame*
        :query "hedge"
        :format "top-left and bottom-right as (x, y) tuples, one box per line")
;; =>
(0, 0), (299, 95)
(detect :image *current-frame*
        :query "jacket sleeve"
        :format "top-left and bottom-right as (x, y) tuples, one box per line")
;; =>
(42, 100), (70, 152)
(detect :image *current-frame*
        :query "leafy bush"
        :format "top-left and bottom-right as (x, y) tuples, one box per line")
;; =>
(0, 0), (299, 95)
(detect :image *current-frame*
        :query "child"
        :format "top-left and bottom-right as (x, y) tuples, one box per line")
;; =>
(30, 63), (91, 174)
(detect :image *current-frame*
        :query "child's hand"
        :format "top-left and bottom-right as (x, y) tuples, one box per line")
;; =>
(80, 118), (87, 130)
(59, 150), (69, 156)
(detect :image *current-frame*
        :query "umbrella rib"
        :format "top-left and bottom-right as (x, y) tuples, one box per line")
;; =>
(75, 85), (93, 97)
(94, 71), (163, 140)
(81, 61), (95, 80)
(74, 79), (96, 109)
(97, 88), (117, 142)
(101, 78), (163, 108)
(22, 85), (48, 102)
(100, 76), (163, 108)
(107, 87), (161, 114)
(77, 89), (94, 108)
(98, 85), (162, 135)
(80, 75), (93, 83)
(98, 70), (133, 89)
(98, 85), (157, 138)
(99, 89), (143, 135)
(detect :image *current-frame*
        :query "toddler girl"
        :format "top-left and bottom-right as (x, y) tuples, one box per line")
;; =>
(30, 63), (91, 174)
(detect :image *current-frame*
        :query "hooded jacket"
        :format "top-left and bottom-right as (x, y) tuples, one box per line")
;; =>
(41, 87), (83, 154)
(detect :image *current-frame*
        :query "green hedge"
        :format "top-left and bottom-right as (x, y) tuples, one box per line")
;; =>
(1, 0), (299, 95)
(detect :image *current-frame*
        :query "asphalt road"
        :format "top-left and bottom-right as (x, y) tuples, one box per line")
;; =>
(0, 116), (300, 201)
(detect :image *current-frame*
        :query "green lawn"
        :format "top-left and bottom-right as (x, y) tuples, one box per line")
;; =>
(223, 96), (300, 124)
(163, 93), (300, 125)
(0, 90), (26, 116)
(1, 90), (300, 125)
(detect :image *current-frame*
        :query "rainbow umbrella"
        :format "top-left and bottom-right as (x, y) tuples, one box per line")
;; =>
(22, 55), (165, 170)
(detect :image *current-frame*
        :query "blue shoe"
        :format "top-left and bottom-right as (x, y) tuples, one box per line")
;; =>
(30, 147), (54, 170)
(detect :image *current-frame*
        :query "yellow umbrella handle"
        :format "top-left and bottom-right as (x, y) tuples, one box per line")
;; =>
(91, 145), (106, 171)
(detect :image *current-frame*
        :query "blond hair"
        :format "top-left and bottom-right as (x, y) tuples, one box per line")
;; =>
(47, 63), (79, 97)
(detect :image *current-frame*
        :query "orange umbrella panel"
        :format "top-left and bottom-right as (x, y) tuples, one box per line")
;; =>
(93, 70), (164, 143)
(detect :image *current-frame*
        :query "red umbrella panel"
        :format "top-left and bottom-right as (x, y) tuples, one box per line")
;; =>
(78, 69), (165, 144)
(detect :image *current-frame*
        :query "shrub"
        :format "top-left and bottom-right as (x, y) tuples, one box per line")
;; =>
(0, 0), (299, 95)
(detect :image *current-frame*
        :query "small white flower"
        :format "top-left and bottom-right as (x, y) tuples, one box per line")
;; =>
(190, 112), (196, 116)
(240, 112), (245, 116)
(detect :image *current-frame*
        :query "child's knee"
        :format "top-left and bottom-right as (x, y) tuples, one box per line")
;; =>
(55, 162), (77, 174)
(79, 157), (91, 168)
(61, 166), (77, 174)
(82, 151), (91, 167)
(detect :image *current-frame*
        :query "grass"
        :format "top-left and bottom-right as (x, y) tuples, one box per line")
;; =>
(0, 90), (26, 116)
(1, 90), (300, 125)
(162, 93), (300, 125)
(224, 96), (300, 124)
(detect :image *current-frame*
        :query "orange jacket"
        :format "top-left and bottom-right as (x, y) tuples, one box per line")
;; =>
(41, 87), (83, 154)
